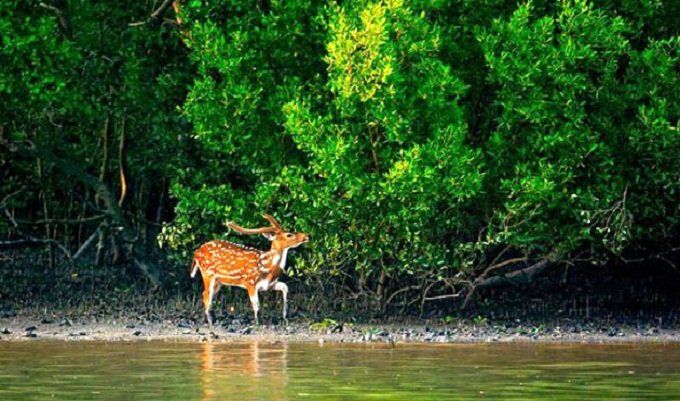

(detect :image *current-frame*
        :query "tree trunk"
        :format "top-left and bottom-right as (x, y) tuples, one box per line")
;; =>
(2, 139), (163, 287)
(376, 268), (388, 312)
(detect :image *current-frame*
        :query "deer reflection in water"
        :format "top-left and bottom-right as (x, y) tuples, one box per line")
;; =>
(200, 341), (289, 401)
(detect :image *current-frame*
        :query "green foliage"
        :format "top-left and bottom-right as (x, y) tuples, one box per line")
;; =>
(472, 315), (488, 326)
(163, 0), (680, 300)
(309, 318), (339, 333)
(3, 0), (679, 305)
(279, 0), (483, 280)
(479, 0), (680, 257)
(443, 315), (457, 325)
(161, 0), (324, 257)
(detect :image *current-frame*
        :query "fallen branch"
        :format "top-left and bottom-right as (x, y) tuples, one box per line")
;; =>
(461, 251), (559, 309)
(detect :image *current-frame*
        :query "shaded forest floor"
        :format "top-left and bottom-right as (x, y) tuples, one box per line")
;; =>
(2, 259), (680, 343)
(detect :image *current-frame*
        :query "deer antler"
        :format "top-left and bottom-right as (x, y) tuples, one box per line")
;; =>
(227, 214), (282, 235)
(262, 214), (282, 230)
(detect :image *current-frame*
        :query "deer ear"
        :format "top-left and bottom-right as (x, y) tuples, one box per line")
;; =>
(262, 233), (276, 241)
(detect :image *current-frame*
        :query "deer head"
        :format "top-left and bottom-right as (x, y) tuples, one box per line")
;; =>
(227, 214), (309, 251)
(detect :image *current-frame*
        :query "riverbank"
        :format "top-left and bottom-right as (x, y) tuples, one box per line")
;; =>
(2, 310), (679, 344)
(3, 262), (680, 344)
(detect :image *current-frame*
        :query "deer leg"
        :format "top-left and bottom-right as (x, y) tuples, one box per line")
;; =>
(202, 276), (219, 326)
(247, 286), (260, 325)
(271, 281), (289, 324)
(252, 278), (271, 324)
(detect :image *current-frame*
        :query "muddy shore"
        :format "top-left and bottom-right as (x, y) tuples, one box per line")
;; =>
(2, 310), (679, 344)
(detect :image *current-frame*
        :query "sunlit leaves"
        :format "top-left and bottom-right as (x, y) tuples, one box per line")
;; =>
(277, 0), (481, 278)
(169, 0), (680, 286)
(479, 0), (680, 255)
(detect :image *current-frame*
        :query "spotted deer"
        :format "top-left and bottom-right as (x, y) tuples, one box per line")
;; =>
(190, 214), (309, 325)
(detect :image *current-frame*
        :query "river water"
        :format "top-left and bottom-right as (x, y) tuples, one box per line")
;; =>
(1, 341), (679, 400)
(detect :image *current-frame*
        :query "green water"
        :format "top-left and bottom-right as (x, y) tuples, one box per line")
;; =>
(1, 341), (679, 400)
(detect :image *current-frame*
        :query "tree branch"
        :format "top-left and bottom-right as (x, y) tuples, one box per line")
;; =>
(130, 0), (183, 27)
(461, 251), (559, 309)
(14, 215), (107, 226)
(423, 293), (463, 302)
(150, 0), (176, 18)
(385, 285), (420, 306)
(1, 188), (24, 208)
(620, 247), (680, 270)
(0, 235), (71, 258)
(72, 225), (103, 260)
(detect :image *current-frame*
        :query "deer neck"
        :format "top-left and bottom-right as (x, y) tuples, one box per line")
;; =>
(265, 246), (290, 271)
